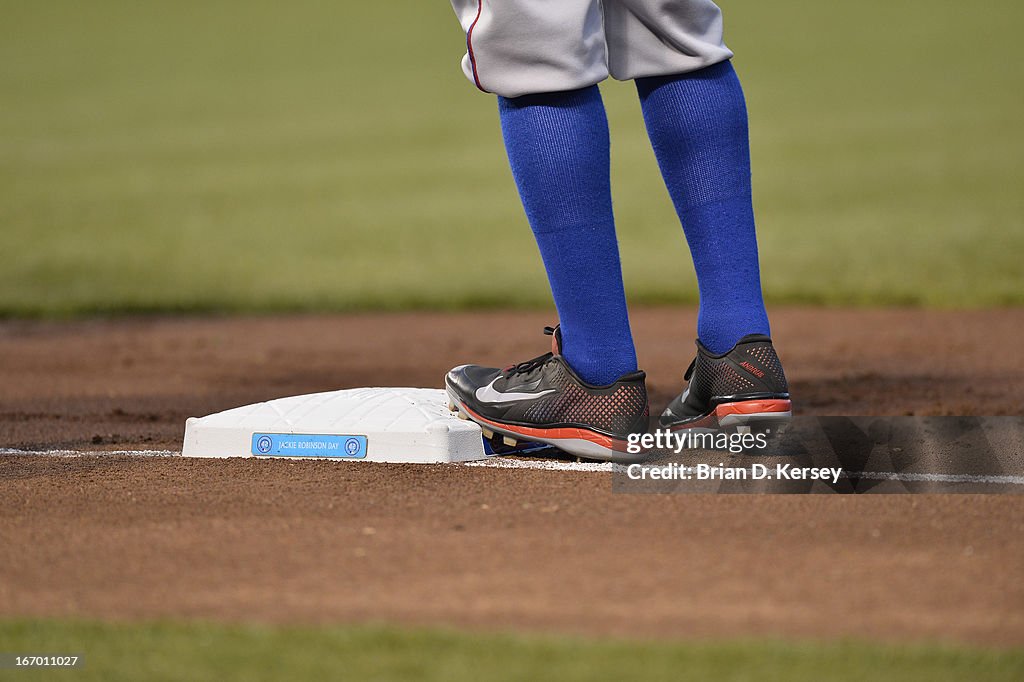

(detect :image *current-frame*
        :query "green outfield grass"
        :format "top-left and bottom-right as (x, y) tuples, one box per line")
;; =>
(1, 1), (1021, 315)
(2, 620), (1021, 682)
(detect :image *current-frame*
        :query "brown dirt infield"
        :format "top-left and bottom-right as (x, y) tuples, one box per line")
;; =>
(1, 308), (1023, 646)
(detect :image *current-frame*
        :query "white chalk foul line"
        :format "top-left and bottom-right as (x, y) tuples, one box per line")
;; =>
(0, 448), (179, 458)
(2, 448), (1022, 486)
(848, 470), (1024, 485)
(465, 457), (616, 472)
(465, 458), (1024, 485)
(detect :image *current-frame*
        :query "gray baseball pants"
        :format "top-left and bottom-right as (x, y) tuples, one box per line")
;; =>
(449, 0), (733, 97)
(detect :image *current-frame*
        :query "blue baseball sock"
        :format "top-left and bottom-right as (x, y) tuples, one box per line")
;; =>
(498, 86), (637, 386)
(636, 61), (771, 354)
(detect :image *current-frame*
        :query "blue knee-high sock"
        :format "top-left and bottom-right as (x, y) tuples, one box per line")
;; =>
(498, 86), (637, 386)
(636, 61), (771, 354)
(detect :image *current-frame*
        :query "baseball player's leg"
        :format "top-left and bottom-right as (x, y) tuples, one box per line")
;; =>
(496, 88), (638, 387)
(608, 1), (790, 429)
(445, 1), (647, 459)
(448, 0), (637, 387)
(636, 60), (770, 353)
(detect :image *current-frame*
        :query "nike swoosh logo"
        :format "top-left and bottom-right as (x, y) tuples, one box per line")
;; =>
(475, 378), (557, 404)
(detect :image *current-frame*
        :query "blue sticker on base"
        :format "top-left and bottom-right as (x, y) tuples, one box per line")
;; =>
(251, 433), (367, 459)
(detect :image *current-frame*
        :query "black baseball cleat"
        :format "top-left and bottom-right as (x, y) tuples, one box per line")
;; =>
(445, 326), (649, 461)
(660, 334), (791, 432)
